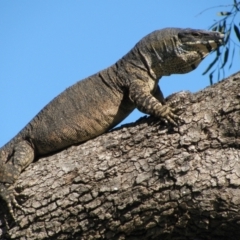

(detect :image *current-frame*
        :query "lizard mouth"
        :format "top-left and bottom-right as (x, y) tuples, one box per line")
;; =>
(183, 38), (224, 61)
(180, 30), (225, 52)
(185, 38), (224, 50)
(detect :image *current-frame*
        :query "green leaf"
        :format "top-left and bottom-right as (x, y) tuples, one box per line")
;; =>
(217, 69), (220, 81)
(234, 0), (240, 11)
(217, 12), (231, 16)
(209, 71), (214, 85)
(212, 26), (218, 32)
(222, 20), (226, 33)
(216, 47), (221, 57)
(225, 29), (231, 44)
(234, 24), (240, 42)
(220, 47), (229, 69)
(203, 55), (219, 75)
(229, 47), (235, 69)
(218, 23), (223, 33)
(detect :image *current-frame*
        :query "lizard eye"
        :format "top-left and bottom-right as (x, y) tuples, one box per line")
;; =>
(191, 32), (200, 37)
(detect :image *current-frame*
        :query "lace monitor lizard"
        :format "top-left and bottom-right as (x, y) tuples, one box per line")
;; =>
(0, 28), (224, 218)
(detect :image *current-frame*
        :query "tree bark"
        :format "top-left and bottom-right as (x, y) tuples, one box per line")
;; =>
(1, 72), (240, 240)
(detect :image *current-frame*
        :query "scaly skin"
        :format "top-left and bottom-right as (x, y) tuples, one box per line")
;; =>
(0, 28), (224, 219)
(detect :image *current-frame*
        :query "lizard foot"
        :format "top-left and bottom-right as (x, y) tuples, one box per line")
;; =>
(160, 91), (192, 126)
(0, 183), (25, 221)
(158, 105), (181, 126)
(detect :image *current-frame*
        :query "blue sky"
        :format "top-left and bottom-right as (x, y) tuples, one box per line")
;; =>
(0, 1), (239, 147)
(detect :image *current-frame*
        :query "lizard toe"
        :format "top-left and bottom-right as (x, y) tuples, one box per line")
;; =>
(0, 183), (25, 221)
(159, 105), (180, 126)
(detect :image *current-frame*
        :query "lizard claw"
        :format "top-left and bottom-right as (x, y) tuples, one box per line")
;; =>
(158, 105), (181, 126)
(0, 183), (25, 221)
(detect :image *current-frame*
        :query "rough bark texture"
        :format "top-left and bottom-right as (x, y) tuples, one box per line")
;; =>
(1, 71), (240, 240)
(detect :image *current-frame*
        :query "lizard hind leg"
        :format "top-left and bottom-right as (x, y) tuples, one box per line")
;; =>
(12, 140), (35, 173)
(0, 140), (35, 220)
(0, 182), (25, 221)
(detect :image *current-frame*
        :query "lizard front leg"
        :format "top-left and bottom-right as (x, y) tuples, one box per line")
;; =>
(129, 80), (179, 125)
(0, 140), (34, 219)
(152, 85), (166, 105)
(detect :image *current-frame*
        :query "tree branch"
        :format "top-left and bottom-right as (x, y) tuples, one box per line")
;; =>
(1, 71), (240, 240)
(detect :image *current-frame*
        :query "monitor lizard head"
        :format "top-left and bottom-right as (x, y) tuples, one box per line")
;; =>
(145, 28), (225, 76)
(177, 28), (224, 69)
